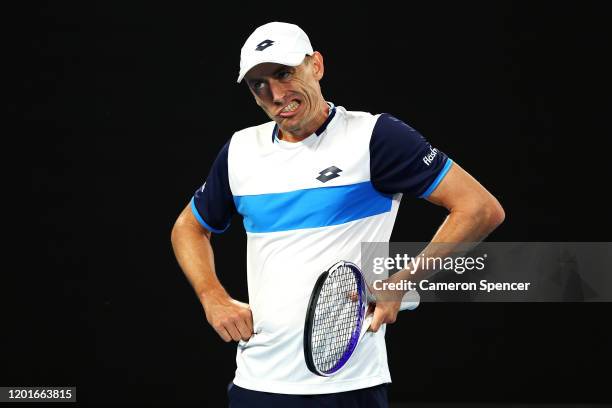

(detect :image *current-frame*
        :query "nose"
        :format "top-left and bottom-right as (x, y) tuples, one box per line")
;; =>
(268, 80), (286, 105)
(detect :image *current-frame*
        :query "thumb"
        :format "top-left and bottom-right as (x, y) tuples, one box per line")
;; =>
(368, 306), (384, 333)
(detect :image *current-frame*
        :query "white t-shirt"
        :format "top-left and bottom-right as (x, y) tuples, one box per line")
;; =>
(191, 103), (453, 394)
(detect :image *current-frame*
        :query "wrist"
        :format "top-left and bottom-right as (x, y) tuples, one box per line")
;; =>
(198, 286), (229, 308)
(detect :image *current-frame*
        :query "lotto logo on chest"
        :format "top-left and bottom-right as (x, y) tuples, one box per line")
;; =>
(316, 166), (343, 183)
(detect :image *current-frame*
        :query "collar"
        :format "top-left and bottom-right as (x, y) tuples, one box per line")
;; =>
(272, 101), (336, 143)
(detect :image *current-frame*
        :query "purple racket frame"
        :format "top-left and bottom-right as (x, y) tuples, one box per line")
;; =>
(303, 260), (368, 377)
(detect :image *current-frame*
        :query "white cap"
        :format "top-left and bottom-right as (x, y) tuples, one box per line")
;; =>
(237, 22), (314, 83)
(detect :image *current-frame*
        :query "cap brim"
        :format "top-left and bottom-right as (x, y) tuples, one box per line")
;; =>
(237, 51), (309, 83)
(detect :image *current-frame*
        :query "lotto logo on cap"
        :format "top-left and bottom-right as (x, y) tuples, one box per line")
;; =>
(237, 22), (314, 83)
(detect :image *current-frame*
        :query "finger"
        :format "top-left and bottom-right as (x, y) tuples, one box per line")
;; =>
(225, 322), (243, 342)
(235, 317), (253, 341)
(368, 307), (384, 333)
(243, 308), (254, 334)
(217, 326), (232, 343)
(233, 302), (254, 334)
(367, 303), (376, 315)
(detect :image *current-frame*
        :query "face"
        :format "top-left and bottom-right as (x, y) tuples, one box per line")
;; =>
(244, 52), (326, 137)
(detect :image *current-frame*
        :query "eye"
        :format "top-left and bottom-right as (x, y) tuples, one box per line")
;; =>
(277, 70), (291, 80)
(251, 81), (266, 91)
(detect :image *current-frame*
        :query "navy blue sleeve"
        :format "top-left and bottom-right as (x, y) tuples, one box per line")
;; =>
(370, 113), (453, 198)
(191, 141), (236, 233)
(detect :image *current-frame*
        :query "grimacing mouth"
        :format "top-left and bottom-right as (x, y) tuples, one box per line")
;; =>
(275, 97), (302, 115)
(279, 100), (301, 115)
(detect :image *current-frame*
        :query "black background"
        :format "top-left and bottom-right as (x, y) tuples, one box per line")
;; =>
(14, 1), (612, 407)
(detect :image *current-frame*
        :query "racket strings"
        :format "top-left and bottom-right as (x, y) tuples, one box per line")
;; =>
(310, 265), (362, 373)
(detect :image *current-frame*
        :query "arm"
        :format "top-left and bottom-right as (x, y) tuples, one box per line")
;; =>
(425, 161), (505, 243)
(369, 162), (505, 330)
(171, 203), (253, 342)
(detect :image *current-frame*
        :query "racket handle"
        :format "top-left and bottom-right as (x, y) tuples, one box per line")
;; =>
(359, 313), (374, 341)
(360, 291), (419, 341)
(399, 290), (420, 311)
(368, 290), (420, 311)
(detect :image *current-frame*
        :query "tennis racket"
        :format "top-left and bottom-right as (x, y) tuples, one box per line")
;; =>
(303, 260), (419, 376)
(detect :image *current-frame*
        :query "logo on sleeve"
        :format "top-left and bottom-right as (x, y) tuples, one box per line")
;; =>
(422, 146), (438, 166)
(255, 40), (275, 51)
(316, 166), (342, 183)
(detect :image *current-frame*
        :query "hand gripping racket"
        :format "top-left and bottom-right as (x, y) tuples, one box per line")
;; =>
(303, 260), (419, 376)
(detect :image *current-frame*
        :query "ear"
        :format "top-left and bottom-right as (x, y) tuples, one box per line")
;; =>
(310, 51), (324, 81)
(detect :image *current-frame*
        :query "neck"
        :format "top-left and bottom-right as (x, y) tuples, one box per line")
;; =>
(278, 100), (329, 143)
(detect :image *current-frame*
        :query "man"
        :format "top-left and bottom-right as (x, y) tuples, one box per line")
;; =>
(171, 22), (504, 407)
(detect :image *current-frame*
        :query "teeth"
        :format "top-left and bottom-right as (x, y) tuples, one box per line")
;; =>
(282, 101), (299, 113)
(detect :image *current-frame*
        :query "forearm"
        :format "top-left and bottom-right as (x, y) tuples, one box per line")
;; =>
(171, 221), (228, 303)
(430, 203), (502, 247)
(395, 200), (504, 284)
(171, 209), (254, 342)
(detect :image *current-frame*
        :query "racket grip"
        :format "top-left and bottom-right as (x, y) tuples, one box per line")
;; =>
(360, 291), (419, 340)
(359, 313), (374, 341)
(369, 290), (420, 311)
(399, 290), (420, 311)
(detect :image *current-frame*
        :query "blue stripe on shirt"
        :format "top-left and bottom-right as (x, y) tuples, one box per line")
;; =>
(191, 197), (230, 233)
(233, 181), (392, 233)
(419, 158), (453, 198)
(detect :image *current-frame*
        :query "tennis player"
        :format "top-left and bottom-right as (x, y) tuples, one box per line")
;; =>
(171, 22), (504, 408)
